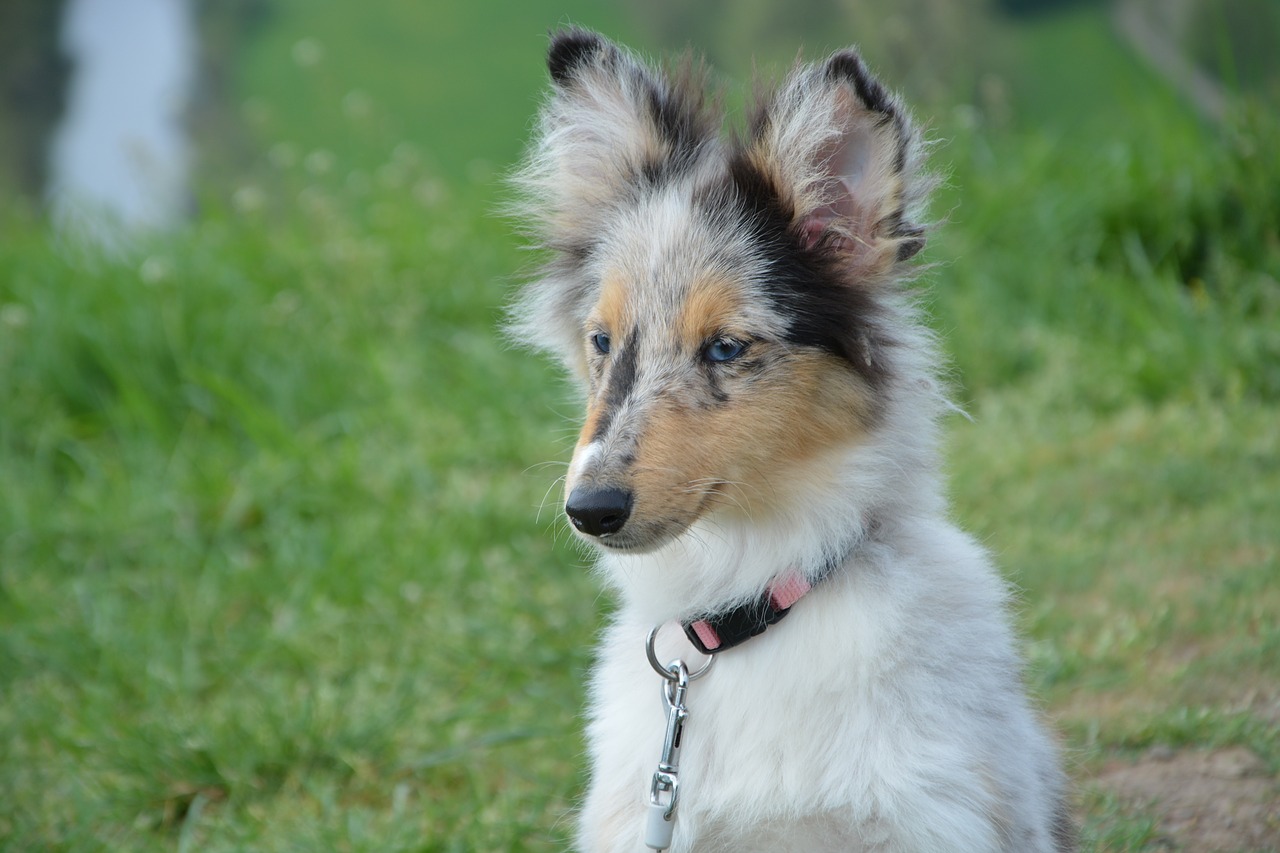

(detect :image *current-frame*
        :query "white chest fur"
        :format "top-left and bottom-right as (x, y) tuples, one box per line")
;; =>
(575, 520), (1066, 853)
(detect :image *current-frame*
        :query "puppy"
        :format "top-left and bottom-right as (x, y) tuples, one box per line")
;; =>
(511, 27), (1073, 853)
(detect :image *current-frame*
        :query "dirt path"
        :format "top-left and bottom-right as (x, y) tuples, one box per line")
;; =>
(1091, 746), (1280, 851)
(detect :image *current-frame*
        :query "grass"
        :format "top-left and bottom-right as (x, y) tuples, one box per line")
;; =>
(1, 190), (590, 849)
(1, 1), (1277, 850)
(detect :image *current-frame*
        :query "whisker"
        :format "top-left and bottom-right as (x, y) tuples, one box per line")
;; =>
(524, 460), (570, 474)
(535, 474), (568, 524)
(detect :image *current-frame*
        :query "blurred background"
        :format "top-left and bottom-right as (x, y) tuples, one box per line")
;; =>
(0, 0), (1276, 850)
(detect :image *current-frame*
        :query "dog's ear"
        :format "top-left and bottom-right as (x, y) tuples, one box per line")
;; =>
(518, 28), (715, 246)
(739, 49), (929, 280)
(509, 29), (716, 376)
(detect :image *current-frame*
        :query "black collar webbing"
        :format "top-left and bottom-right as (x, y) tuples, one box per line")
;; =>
(679, 551), (848, 655)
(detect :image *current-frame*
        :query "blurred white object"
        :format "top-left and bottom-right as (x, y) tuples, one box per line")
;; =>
(48, 0), (196, 242)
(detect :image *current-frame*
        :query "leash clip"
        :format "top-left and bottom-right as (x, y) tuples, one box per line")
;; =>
(646, 660), (687, 851)
(642, 625), (713, 851)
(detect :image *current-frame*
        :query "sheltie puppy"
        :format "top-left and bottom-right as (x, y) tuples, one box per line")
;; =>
(510, 27), (1074, 853)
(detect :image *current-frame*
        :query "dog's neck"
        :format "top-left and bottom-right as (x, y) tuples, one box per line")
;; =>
(681, 550), (854, 654)
(594, 456), (889, 625)
(593, 376), (947, 625)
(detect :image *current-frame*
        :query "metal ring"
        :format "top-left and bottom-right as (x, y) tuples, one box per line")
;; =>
(645, 624), (715, 681)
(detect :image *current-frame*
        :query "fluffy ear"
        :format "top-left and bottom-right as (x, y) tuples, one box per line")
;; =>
(739, 49), (929, 280)
(515, 28), (716, 250)
(508, 29), (716, 375)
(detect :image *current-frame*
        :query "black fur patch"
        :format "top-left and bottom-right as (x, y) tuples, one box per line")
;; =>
(652, 60), (710, 161)
(826, 51), (893, 117)
(895, 228), (925, 261)
(700, 364), (731, 405)
(826, 50), (909, 174)
(591, 326), (640, 441)
(829, 51), (890, 117)
(717, 157), (891, 390)
(879, 208), (926, 261)
(636, 60), (714, 186)
(547, 28), (608, 85)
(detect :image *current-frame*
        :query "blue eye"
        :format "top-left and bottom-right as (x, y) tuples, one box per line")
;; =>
(704, 338), (746, 363)
(592, 332), (611, 354)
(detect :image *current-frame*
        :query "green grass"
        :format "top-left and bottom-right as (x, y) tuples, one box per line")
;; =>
(1, 1), (1277, 850)
(232, 0), (629, 185)
(0, 182), (592, 850)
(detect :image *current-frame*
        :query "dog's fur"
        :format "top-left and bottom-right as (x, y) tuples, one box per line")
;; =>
(510, 28), (1073, 853)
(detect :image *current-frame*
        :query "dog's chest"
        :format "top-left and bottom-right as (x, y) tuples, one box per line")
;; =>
(582, 621), (889, 852)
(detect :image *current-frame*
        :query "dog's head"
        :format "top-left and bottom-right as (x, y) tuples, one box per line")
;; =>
(512, 29), (933, 554)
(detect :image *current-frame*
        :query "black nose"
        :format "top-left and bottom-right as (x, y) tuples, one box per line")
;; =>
(565, 486), (632, 537)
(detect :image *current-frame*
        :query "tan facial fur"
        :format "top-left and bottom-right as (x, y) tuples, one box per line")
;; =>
(567, 266), (875, 552)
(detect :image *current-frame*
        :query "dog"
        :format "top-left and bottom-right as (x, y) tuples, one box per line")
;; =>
(510, 27), (1074, 853)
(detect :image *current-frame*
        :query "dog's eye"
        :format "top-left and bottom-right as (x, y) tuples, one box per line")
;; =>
(704, 337), (746, 363)
(591, 332), (611, 355)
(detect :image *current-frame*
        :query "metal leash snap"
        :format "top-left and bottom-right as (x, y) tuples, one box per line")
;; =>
(645, 659), (687, 851)
(642, 625), (714, 851)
